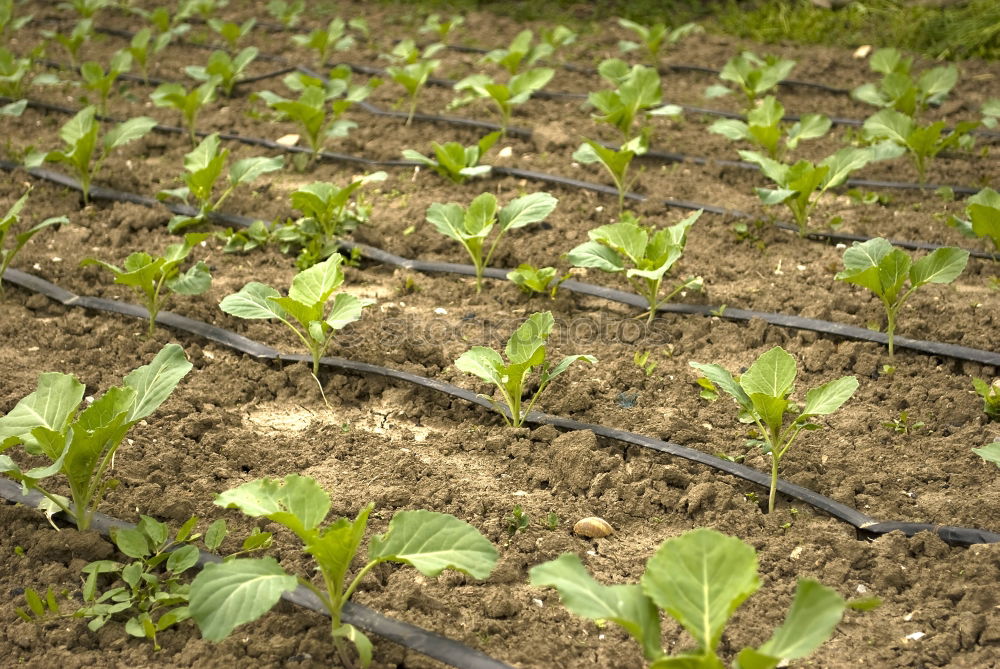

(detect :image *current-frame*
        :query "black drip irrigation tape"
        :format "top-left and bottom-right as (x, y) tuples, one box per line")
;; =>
(0, 480), (513, 669)
(3, 158), (999, 366)
(2, 266), (998, 548)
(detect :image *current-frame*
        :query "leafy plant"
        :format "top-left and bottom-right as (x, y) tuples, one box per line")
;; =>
(566, 210), (702, 323)
(0, 47), (30, 99)
(189, 474), (497, 668)
(451, 68), (554, 136)
(616, 18), (702, 64)
(948, 187), (1000, 257)
(973, 441), (1000, 468)
(588, 58), (682, 141)
(0, 344), (192, 531)
(185, 47), (258, 97)
(266, 0), (305, 27)
(882, 410), (925, 434)
(384, 39), (443, 125)
(125, 28), (169, 84)
(219, 253), (372, 377)
(402, 131), (499, 185)
(150, 78), (219, 145)
(156, 132), (284, 232)
(541, 25), (577, 52)
(835, 238), (969, 360)
(82, 233), (212, 336)
(25, 105), (156, 204)
(207, 17), (256, 49)
(861, 108), (979, 183)
(505, 505), (530, 534)
(481, 29), (552, 75)
(739, 146), (876, 236)
(507, 263), (570, 298)
(292, 17), (356, 66)
(706, 51), (796, 110)
(710, 95), (830, 159)
(691, 346), (859, 513)
(425, 191), (557, 292)
(532, 527), (864, 668)
(44, 18), (93, 68)
(973, 377), (1000, 421)
(59, 0), (107, 18)
(419, 12), (464, 41)
(80, 50), (132, 115)
(573, 135), (647, 212)
(456, 311), (595, 427)
(176, 0), (228, 22)
(851, 48), (958, 118)
(0, 187), (67, 295)
(0, 0), (32, 37)
(633, 350), (657, 377)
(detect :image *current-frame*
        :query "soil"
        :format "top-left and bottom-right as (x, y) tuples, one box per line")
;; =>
(2, 2), (1000, 668)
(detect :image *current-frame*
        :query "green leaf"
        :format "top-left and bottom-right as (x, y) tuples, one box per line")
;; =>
(973, 442), (1000, 468)
(689, 362), (751, 410)
(529, 553), (663, 661)
(167, 544), (200, 573)
(228, 155), (283, 187)
(739, 347), (795, 399)
(304, 503), (372, 596)
(455, 347), (506, 387)
(122, 343), (192, 423)
(114, 527), (151, 558)
(755, 580), (846, 661)
(505, 311), (553, 366)
(205, 518), (227, 551)
(749, 393), (788, 433)
(708, 119), (748, 141)
(589, 222), (647, 266)
(324, 293), (368, 330)
(220, 282), (289, 321)
(190, 557), (298, 641)
(862, 109), (912, 145)
(425, 202), (466, 242)
(641, 528), (759, 653)
(0, 372), (84, 449)
(801, 376), (859, 416)
(909, 247), (969, 287)
(333, 623), (373, 668)
(497, 192), (557, 232)
(103, 116), (156, 151)
(565, 240), (625, 273)
(544, 355), (597, 382)
(368, 510), (497, 580)
(288, 253), (344, 307)
(215, 474), (331, 537)
(166, 261), (211, 295)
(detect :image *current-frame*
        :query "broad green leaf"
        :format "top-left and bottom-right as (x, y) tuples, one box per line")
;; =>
(166, 261), (211, 295)
(103, 116), (156, 151)
(190, 557), (298, 641)
(589, 222), (647, 266)
(368, 510), (497, 579)
(228, 155), (283, 187)
(0, 373), (84, 448)
(973, 442), (1000, 468)
(304, 503), (372, 596)
(544, 355), (597, 382)
(708, 119), (748, 141)
(565, 240), (625, 273)
(122, 343), (192, 423)
(862, 109), (912, 145)
(756, 187), (796, 205)
(463, 192), (498, 236)
(454, 347), (506, 387)
(215, 474), (331, 536)
(909, 247), (969, 287)
(505, 311), (553, 366)
(425, 202), (466, 242)
(324, 293), (368, 330)
(113, 527), (151, 559)
(787, 114), (831, 147)
(59, 105), (97, 146)
(756, 579), (846, 661)
(820, 147), (873, 188)
(166, 545), (200, 573)
(288, 254), (344, 307)
(641, 528), (759, 653)
(689, 362), (751, 410)
(497, 192), (557, 232)
(801, 376), (859, 416)
(739, 346), (795, 399)
(529, 553), (663, 661)
(877, 248), (911, 302)
(220, 282), (289, 320)
(749, 393), (788, 433)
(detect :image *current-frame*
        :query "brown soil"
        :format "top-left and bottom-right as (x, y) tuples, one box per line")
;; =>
(2, 2), (999, 669)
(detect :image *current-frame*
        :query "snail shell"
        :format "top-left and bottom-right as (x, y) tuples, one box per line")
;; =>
(573, 516), (614, 538)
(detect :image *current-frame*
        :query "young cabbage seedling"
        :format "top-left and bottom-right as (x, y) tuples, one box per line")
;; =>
(125, 27), (169, 84)
(419, 13), (464, 41)
(972, 377), (1000, 422)
(531, 527), (865, 667)
(43, 18), (93, 67)
(710, 95), (830, 159)
(0, 47), (30, 98)
(507, 263), (570, 298)
(184, 47), (257, 97)
(0, 0), (32, 37)
(566, 210), (702, 322)
(425, 190), (557, 292)
(0, 187), (67, 295)
(157, 132), (284, 232)
(948, 187), (1000, 257)
(451, 68), (554, 137)
(588, 58), (682, 141)
(691, 346), (859, 513)
(59, 0), (106, 18)
(835, 238), (969, 360)
(266, 0), (305, 28)
(573, 135), (646, 212)
(79, 50), (132, 115)
(481, 29), (552, 75)
(206, 17), (256, 49)
(82, 233), (212, 337)
(384, 39), (443, 125)
(219, 253), (373, 378)
(862, 108), (979, 184)
(706, 51), (796, 111)
(540, 25), (577, 53)
(292, 17), (356, 66)
(402, 131), (499, 185)
(25, 105), (156, 204)
(455, 311), (595, 427)
(851, 47), (958, 118)
(616, 18), (702, 64)
(0, 344), (192, 531)
(150, 78), (219, 145)
(739, 146), (875, 236)
(190, 473), (498, 668)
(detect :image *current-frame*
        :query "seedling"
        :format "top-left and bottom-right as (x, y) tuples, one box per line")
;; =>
(544, 511), (560, 530)
(883, 410), (925, 434)
(0, 187), (67, 295)
(82, 233), (212, 337)
(973, 441), (1000, 468)
(157, 132), (284, 232)
(451, 68), (554, 136)
(835, 238), (969, 360)
(220, 253), (372, 378)
(710, 95), (830, 158)
(189, 474), (497, 668)
(862, 108), (979, 183)
(266, 0), (304, 27)
(419, 13), (464, 41)
(292, 17), (356, 66)
(616, 18), (702, 64)
(739, 146), (876, 236)
(481, 29), (551, 75)
(25, 105), (156, 204)
(185, 47), (258, 97)
(0, 0), (32, 36)
(973, 377), (1000, 421)
(540, 25), (577, 52)
(532, 527), (862, 667)
(506, 505), (530, 534)
(507, 263), (570, 298)
(402, 131), (499, 185)
(207, 17), (255, 49)
(573, 136), (646, 212)
(176, 0), (228, 22)
(384, 39), (443, 125)
(80, 50), (132, 115)
(217, 218), (282, 254)
(633, 350), (657, 376)
(706, 51), (796, 110)
(455, 311), (595, 427)
(691, 346), (858, 513)
(566, 210), (702, 322)
(44, 18), (93, 67)
(0, 47), (30, 98)
(588, 58), (681, 140)
(425, 190), (557, 292)
(150, 78), (219, 145)
(949, 187), (1000, 257)
(59, 0), (107, 18)
(0, 344), (192, 531)
(125, 28), (168, 84)
(851, 48), (958, 118)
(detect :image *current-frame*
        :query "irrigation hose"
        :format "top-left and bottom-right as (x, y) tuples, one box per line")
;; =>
(0, 479), (514, 669)
(2, 266), (998, 548)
